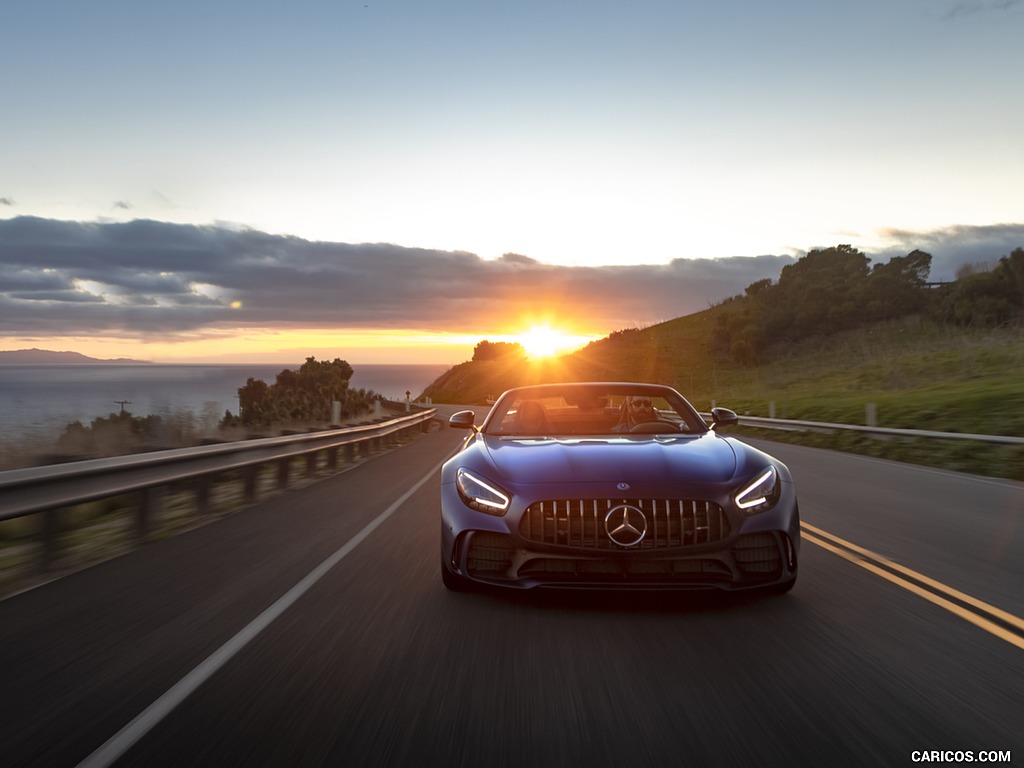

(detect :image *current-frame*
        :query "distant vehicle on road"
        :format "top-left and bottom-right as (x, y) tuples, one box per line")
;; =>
(440, 382), (799, 593)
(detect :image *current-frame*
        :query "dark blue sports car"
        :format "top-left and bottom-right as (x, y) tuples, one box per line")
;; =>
(440, 382), (799, 593)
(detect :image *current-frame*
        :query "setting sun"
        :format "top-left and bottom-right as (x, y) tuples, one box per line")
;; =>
(517, 325), (593, 359)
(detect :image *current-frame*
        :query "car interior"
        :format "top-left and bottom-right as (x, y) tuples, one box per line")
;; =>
(491, 392), (694, 436)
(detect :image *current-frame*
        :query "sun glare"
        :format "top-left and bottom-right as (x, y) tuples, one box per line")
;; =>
(518, 325), (589, 359)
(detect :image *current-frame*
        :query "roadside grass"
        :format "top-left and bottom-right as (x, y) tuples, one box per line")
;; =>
(691, 323), (1024, 434)
(684, 321), (1024, 481)
(711, 378), (1024, 435)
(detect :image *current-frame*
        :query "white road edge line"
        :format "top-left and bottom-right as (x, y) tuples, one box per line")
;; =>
(77, 458), (448, 768)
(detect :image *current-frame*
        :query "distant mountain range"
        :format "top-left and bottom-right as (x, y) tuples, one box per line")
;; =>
(0, 348), (151, 364)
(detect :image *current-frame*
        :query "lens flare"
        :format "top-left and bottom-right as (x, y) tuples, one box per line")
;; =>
(518, 325), (586, 359)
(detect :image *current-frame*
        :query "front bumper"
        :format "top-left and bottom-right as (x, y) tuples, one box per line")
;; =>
(441, 483), (800, 592)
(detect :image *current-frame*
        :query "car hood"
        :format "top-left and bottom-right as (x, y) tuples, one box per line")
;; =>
(481, 434), (738, 485)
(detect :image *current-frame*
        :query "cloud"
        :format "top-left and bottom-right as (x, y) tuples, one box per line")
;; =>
(0, 197), (14, 206)
(875, 223), (1024, 280)
(497, 252), (540, 265)
(945, 0), (1023, 18)
(0, 217), (798, 340)
(1, 216), (1021, 342)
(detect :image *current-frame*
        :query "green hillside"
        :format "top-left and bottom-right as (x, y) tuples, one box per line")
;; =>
(426, 312), (1023, 432)
(422, 245), (1024, 479)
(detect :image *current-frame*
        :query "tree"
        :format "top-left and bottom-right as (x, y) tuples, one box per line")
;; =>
(744, 278), (773, 299)
(295, 357), (354, 420)
(768, 245), (871, 337)
(868, 249), (932, 318)
(932, 266), (1017, 327)
(1002, 247), (1024, 317)
(473, 340), (526, 362)
(235, 357), (370, 429)
(237, 377), (271, 427)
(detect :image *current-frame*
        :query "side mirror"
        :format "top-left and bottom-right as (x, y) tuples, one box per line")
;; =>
(448, 410), (478, 431)
(710, 407), (739, 429)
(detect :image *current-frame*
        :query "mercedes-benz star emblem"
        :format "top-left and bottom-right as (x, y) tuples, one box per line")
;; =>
(604, 504), (647, 548)
(616, 482), (631, 491)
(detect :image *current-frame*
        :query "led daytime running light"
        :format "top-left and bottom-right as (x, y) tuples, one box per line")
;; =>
(736, 467), (777, 510)
(456, 469), (511, 513)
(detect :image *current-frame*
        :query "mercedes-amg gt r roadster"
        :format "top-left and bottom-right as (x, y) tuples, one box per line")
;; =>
(440, 382), (799, 593)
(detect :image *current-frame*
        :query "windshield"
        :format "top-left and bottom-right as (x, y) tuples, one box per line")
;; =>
(482, 384), (708, 437)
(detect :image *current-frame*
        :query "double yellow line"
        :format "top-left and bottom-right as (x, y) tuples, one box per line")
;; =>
(802, 522), (1024, 651)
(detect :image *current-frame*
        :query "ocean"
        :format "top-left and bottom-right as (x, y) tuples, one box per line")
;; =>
(0, 363), (451, 443)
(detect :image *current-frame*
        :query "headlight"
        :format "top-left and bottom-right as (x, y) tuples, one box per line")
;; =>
(456, 469), (511, 515)
(735, 466), (780, 514)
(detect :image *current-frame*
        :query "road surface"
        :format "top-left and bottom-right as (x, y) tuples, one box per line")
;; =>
(1, 409), (1021, 767)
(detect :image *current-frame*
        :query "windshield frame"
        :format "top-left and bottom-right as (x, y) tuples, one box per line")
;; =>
(479, 382), (709, 437)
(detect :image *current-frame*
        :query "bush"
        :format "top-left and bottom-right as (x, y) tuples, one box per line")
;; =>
(232, 357), (380, 429)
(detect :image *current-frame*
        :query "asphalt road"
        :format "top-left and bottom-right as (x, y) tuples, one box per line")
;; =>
(1, 412), (1021, 768)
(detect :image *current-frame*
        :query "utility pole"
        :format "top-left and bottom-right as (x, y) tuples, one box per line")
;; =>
(114, 400), (132, 414)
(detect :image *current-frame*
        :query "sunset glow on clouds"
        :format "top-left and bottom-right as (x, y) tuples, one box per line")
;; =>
(2, 0), (1022, 362)
(2, 218), (1023, 363)
(0, 218), (791, 362)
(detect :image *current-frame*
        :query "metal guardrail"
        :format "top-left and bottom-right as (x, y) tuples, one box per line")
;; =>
(0, 408), (437, 521)
(0, 408), (438, 581)
(720, 414), (1024, 446)
(5, 409), (1016, 521)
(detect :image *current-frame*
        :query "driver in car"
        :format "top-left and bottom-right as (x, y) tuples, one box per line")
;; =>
(613, 395), (659, 432)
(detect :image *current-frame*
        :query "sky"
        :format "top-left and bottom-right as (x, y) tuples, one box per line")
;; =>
(2, 0), (1022, 364)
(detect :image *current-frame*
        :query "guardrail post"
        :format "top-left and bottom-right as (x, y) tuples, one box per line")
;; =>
(305, 451), (318, 477)
(277, 458), (291, 489)
(326, 446), (338, 471)
(39, 508), (62, 574)
(195, 478), (212, 515)
(243, 465), (260, 502)
(346, 443), (357, 463)
(137, 486), (165, 540)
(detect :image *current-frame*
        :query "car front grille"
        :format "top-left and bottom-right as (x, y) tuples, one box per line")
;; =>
(519, 498), (729, 550)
